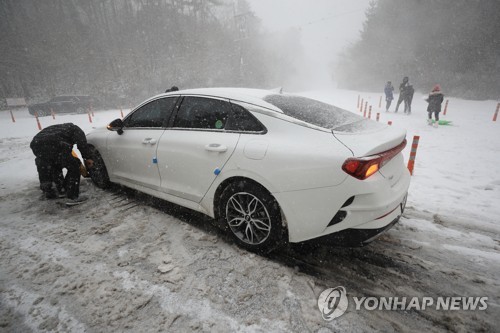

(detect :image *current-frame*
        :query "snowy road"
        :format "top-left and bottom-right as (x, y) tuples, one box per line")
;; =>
(1, 90), (499, 332)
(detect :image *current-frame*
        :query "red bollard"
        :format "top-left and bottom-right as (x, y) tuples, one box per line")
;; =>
(120, 106), (124, 119)
(388, 120), (392, 126)
(87, 110), (93, 123)
(379, 96), (382, 108)
(364, 101), (368, 115)
(357, 95), (360, 109)
(376, 113), (380, 122)
(368, 105), (372, 119)
(9, 110), (15, 123)
(360, 98), (364, 112)
(34, 111), (42, 130)
(407, 135), (420, 176)
(493, 103), (499, 122)
(50, 108), (55, 120)
(443, 99), (449, 116)
(90, 105), (95, 117)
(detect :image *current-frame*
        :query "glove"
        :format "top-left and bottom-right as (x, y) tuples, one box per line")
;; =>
(85, 159), (94, 169)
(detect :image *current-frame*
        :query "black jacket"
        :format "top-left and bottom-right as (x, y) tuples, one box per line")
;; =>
(426, 92), (444, 112)
(30, 123), (91, 159)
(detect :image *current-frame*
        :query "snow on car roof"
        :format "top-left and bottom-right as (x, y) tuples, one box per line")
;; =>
(158, 87), (284, 113)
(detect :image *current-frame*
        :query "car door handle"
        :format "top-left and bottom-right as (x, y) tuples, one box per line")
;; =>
(142, 138), (157, 145)
(205, 143), (228, 153)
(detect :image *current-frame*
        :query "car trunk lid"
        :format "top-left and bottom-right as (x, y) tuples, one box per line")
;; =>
(332, 119), (407, 183)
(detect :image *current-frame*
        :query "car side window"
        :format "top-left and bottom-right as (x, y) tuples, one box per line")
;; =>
(173, 97), (230, 130)
(226, 103), (265, 132)
(124, 97), (176, 128)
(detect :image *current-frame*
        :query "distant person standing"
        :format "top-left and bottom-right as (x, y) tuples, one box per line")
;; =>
(394, 76), (409, 112)
(404, 85), (415, 114)
(384, 81), (394, 112)
(425, 84), (444, 127)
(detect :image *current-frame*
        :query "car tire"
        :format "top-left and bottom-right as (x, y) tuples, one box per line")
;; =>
(219, 180), (286, 253)
(88, 147), (110, 189)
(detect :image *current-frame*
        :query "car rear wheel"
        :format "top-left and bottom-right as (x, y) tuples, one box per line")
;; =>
(36, 109), (47, 117)
(88, 147), (110, 189)
(220, 180), (285, 253)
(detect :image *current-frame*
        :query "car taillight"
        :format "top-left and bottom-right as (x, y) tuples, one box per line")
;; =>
(342, 139), (407, 180)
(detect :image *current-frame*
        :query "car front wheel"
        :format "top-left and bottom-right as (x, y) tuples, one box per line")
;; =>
(88, 147), (110, 189)
(220, 180), (285, 253)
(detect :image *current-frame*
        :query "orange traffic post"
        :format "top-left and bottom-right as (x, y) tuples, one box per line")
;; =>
(376, 112), (380, 122)
(443, 99), (449, 116)
(407, 135), (420, 176)
(357, 95), (360, 109)
(34, 111), (42, 130)
(493, 103), (499, 122)
(360, 98), (364, 112)
(50, 108), (55, 120)
(364, 101), (368, 115)
(378, 96), (382, 108)
(91, 105), (95, 117)
(368, 105), (372, 119)
(388, 120), (392, 126)
(87, 109), (93, 123)
(9, 110), (15, 123)
(120, 106), (124, 118)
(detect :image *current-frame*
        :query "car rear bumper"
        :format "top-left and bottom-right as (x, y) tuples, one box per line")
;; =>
(274, 163), (410, 243)
(311, 214), (403, 247)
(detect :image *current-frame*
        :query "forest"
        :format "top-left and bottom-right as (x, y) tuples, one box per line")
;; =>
(0, 0), (303, 107)
(336, 0), (500, 100)
(2, 0), (498, 106)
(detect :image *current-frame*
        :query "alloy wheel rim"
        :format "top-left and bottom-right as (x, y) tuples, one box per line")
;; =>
(225, 192), (272, 245)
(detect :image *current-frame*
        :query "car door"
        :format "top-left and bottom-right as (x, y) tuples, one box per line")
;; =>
(58, 96), (78, 113)
(156, 96), (240, 203)
(49, 97), (66, 113)
(105, 96), (177, 189)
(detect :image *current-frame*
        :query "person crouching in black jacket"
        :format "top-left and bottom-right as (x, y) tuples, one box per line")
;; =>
(30, 123), (94, 205)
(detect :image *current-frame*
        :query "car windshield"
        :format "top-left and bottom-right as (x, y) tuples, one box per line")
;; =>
(263, 94), (364, 131)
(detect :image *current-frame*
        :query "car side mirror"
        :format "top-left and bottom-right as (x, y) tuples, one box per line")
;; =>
(107, 118), (124, 135)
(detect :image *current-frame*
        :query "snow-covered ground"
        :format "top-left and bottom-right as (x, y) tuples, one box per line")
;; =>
(0, 89), (499, 332)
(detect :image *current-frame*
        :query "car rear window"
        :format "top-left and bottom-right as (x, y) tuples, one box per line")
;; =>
(263, 94), (364, 130)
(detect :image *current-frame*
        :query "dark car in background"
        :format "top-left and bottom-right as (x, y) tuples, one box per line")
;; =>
(28, 95), (100, 116)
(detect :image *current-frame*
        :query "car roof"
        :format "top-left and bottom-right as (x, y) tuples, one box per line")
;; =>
(157, 87), (284, 113)
(51, 95), (91, 99)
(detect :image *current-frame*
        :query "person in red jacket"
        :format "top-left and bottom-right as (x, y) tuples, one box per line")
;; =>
(426, 84), (444, 127)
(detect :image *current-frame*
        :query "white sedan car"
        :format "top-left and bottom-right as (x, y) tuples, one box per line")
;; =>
(87, 88), (410, 252)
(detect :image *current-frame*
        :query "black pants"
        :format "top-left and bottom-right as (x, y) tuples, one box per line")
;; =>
(428, 110), (440, 121)
(395, 94), (405, 112)
(404, 96), (413, 113)
(32, 145), (81, 199)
